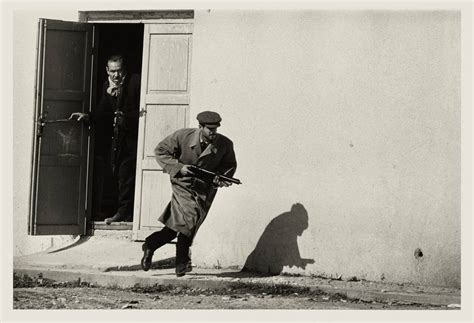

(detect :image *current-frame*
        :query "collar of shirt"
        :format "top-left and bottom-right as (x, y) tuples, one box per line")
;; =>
(199, 133), (210, 146)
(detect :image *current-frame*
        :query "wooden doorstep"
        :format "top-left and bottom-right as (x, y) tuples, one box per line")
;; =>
(91, 221), (133, 230)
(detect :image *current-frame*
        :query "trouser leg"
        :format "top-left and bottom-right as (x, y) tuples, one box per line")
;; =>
(92, 157), (105, 219)
(176, 233), (192, 265)
(145, 226), (177, 252)
(116, 153), (136, 219)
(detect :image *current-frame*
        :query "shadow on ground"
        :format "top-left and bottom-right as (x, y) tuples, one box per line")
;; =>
(193, 271), (275, 278)
(104, 257), (176, 272)
(47, 236), (91, 254)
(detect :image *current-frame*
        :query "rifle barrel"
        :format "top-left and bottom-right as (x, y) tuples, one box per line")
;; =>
(219, 175), (241, 185)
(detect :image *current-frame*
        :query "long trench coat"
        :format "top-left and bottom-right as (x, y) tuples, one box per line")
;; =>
(155, 128), (237, 239)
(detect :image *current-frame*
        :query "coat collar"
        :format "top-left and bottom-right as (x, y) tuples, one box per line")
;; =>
(189, 129), (201, 148)
(189, 128), (218, 157)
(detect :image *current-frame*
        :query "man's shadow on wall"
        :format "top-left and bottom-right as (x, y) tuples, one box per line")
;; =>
(241, 203), (314, 275)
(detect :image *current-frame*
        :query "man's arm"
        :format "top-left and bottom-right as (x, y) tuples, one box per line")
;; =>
(154, 131), (188, 178)
(211, 140), (237, 187)
(90, 85), (113, 122)
(124, 74), (141, 119)
(217, 141), (237, 178)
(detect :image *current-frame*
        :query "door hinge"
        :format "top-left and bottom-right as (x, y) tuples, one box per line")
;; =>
(36, 112), (46, 137)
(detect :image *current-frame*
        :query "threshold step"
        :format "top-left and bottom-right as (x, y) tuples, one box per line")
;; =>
(91, 221), (133, 230)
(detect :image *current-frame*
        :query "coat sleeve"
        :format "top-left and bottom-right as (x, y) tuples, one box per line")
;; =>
(217, 140), (237, 178)
(124, 74), (141, 119)
(155, 131), (184, 178)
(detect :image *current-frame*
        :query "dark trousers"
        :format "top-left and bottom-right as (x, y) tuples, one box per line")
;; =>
(92, 150), (136, 220)
(116, 153), (136, 218)
(145, 227), (192, 265)
(92, 157), (106, 217)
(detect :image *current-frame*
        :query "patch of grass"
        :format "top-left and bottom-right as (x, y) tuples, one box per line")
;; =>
(226, 281), (312, 296)
(13, 273), (332, 298)
(280, 272), (303, 278)
(13, 273), (354, 303)
(128, 284), (177, 294)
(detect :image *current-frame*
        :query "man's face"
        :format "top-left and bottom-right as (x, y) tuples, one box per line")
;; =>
(106, 61), (126, 84)
(200, 124), (219, 142)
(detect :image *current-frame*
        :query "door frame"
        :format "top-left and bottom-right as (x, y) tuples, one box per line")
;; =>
(28, 10), (194, 236)
(78, 10), (194, 23)
(78, 10), (194, 237)
(29, 20), (44, 234)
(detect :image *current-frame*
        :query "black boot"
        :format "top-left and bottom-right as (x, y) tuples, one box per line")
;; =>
(175, 261), (193, 277)
(141, 243), (154, 271)
(104, 212), (130, 225)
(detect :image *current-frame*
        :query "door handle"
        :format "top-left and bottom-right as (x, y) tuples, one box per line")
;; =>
(37, 112), (75, 137)
(43, 118), (75, 123)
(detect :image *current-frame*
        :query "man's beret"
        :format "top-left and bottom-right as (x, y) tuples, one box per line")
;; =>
(197, 111), (222, 127)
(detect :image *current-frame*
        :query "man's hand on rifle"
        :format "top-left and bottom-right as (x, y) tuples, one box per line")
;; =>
(69, 112), (89, 122)
(213, 175), (232, 188)
(179, 165), (196, 176)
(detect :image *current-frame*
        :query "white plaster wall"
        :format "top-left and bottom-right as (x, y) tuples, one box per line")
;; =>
(189, 10), (461, 287)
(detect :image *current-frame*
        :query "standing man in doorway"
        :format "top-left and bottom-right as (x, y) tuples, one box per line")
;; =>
(140, 111), (237, 277)
(70, 54), (140, 224)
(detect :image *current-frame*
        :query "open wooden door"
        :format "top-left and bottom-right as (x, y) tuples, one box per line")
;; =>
(29, 19), (93, 235)
(133, 22), (193, 240)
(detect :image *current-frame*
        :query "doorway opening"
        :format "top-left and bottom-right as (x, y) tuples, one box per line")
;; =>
(90, 23), (144, 227)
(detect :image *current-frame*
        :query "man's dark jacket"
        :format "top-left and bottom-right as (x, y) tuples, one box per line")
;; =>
(91, 73), (141, 160)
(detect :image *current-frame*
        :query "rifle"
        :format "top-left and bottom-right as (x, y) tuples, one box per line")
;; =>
(189, 165), (242, 185)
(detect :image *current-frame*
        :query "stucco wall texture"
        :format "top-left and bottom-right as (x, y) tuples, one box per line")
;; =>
(12, 9), (461, 287)
(13, 10), (80, 256)
(189, 10), (460, 287)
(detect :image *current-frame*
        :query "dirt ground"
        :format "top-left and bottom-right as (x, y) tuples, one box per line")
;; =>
(13, 274), (450, 310)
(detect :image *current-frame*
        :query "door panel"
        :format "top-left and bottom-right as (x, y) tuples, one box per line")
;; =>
(40, 101), (83, 156)
(133, 22), (193, 240)
(37, 166), (81, 225)
(143, 105), (188, 159)
(44, 30), (87, 90)
(29, 19), (92, 235)
(148, 35), (191, 92)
